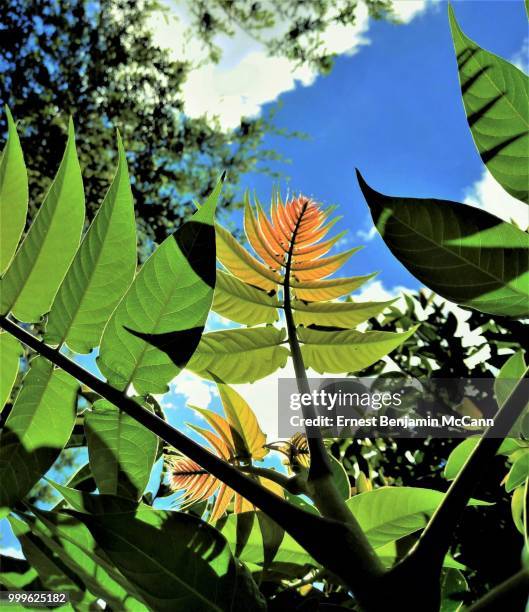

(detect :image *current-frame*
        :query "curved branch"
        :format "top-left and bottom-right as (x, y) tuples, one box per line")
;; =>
(0, 314), (386, 607)
(239, 464), (307, 495)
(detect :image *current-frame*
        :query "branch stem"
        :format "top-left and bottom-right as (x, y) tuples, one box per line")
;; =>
(0, 314), (385, 604)
(400, 369), (529, 572)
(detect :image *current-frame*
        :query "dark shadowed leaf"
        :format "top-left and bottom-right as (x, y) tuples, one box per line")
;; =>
(0, 358), (78, 517)
(357, 171), (529, 317)
(85, 399), (158, 500)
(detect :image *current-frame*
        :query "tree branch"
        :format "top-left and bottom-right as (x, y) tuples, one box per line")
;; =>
(395, 369), (529, 574)
(468, 568), (529, 611)
(239, 464), (307, 495)
(0, 314), (386, 606)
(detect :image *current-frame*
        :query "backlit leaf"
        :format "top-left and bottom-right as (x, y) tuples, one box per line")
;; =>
(212, 269), (280, 326)
(0, 357), (78, 517)
(98, 179), (222, 395)
(217, 383), (268, 460)
(0, 120), (85, 322)
(0, 108), (28, 274)
(449, 5), (529, 204)
(291, 273), (375, 302)
(298, 325), (419, 374)
(45, 133), (136, 353)
(346, 487), (489, 548)
(293, 298), (394, 329)
(216, 224), (281, 292)
(357, 171), (529, 317)
(0, 332), (22, 412)
(188, 327), (289, 383)
(85, 399), (158, 500)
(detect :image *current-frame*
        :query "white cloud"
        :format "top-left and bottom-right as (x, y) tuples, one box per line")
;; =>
(0, 545), (24, 559)
(155, 371), (217, 410)
(150, 0), (434, 129)
(464, 168), (528, 230)
(355, 226), (378, 242)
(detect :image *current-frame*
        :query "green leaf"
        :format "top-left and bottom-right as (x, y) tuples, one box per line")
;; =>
(507, 453), (529, 492)
(511, 484), (526, 534)
(291, 273), (376, 302)
(0, 108), (28, 274)
(8, 515), (93, 606)
(49, 490), (262, 611)
(449, 5), (529, 204)
(45, 133), (136, 353)
(221, 511), (312, 568)
(0, 331), (22, 412)
(98, 179), (222, 395)
(30, 504), (147, 608)
(85, 399), (158, 500)
(212, 270), (280, 326)
(440, 568), (467, 612)
(0, 119), (85, 322)
(494, 351), (528, 409)
(346, 487), (489, 548)
(357, 171), (529, 317)
(0, 357), (78, 517)
(0, 555), (39, 590)
(293, 298), (394, 329)
(188, 327), (289, 383)
(329, 455), (350, 500)
(15, 510), (146, 610)
(444, 437), (523, 481)
(298, 325), (418, 374)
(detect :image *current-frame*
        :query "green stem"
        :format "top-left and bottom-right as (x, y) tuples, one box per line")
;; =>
(281, 205), (383, 577)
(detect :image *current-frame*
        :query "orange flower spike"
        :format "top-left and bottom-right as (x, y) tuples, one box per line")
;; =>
(291, 231), (347, 262)
(271, 196), (292, 244)
(244, 197), (283, 270)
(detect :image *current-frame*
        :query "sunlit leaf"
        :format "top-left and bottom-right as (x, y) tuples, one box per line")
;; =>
(212, 269), (280, 325)
(45, 133), (136, 353)
(449, 5), (529, 204)
(188, 327), (289, 383)
(357, 171), (529, 317)
(85, 399), (158, 500)
(216, 224), (281, 292)
(0, 120), (85, 322)
(346, 487), (489, 548)
(0, 357), (78, 518)
(298, 325), (419, 374)
(293, 298), (394, 329)
(98, 179), (222, 395)
(10, 512), (143, 610)
(0, 107), (28, 274)
(291, 273), (376, 302)
(217, 383), (268, 460)
(506, 453), (529, 492)
(0, 332), (22, 413)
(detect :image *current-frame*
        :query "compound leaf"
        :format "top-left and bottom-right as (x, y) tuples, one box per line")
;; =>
(0, 120), (85, 322)
(45, 133), (136, 353)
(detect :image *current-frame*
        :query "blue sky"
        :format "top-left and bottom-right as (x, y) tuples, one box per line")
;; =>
(2, 0), (527, 556)
(238, 0), (528, 294)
